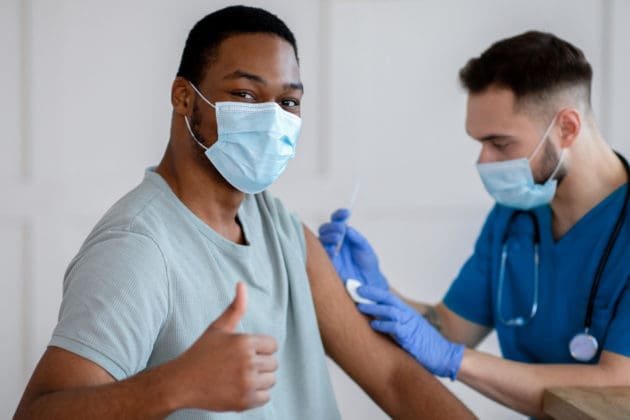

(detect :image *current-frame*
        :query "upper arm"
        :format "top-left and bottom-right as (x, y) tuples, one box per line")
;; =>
(15, 346), (115, 416)
(303, 225), (474, 419)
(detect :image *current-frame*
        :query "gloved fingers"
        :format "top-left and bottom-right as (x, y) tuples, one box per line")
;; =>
(331, 208), (351, 222)
(370, 319), (403, 338)
(357, 285), (403, 307)
(322, 244), (337, 259)
(318, 221), (346, 238)
(356, 303), (401, 321)
(344, 227), (375, 252)
(318, 230), (344, 247)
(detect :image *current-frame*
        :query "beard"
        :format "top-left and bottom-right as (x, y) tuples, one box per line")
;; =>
(534, 138), (566, 185)
(190, 102), (212, 148)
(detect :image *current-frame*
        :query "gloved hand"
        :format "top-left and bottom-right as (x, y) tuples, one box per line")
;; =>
(318, 208), (389, 290)
(356, 285), (464, 380)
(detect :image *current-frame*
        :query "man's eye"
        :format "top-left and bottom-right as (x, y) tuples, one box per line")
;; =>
(233, 91), (255, 100)
(493, 141), (509, 150)
(281, 98), (299, 107)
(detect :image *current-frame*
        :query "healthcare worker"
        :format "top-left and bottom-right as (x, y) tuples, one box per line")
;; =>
(319, 31), (630, 419)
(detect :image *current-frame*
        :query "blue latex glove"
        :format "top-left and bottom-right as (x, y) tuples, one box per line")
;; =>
(357, 285), (464, 380)
(318, 208), (389, 290)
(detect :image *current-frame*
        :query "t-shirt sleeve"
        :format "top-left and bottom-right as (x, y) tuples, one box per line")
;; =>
(602, 280), (630, 357)
(50, 230), (169, 380)
(442, 207), (501, 328)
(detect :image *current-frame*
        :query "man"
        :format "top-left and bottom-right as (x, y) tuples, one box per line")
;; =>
(319, 31), (630, 418)
(14, 6), (474, 419)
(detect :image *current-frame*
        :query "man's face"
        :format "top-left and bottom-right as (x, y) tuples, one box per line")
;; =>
(189, 33), (303, 147)
(465, 86), (562, 184)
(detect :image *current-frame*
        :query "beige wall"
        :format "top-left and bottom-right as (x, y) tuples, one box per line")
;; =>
(1, 0), (628, 418)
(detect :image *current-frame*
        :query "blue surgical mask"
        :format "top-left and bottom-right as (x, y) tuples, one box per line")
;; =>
(184, 82), (301, 194)
(476, 114), (566, 210)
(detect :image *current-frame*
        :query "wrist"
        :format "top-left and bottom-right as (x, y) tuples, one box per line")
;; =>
(448, 343), (466, 381)
(455, 347), (477, 383)
(103, 360), (184, 418)
(145, 358), (189, 413)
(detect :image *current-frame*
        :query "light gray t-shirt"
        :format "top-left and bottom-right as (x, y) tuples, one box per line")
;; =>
(50, 168), (340, 419)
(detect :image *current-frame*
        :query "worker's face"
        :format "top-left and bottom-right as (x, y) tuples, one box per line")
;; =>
(466, 86), (562, 184)
(188, 33), (303, 147)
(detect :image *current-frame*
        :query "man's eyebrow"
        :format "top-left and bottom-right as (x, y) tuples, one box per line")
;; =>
(223, 70), (304, 93)
(223, 70), (266, 84)
(284, 82), (304, 93)
(478, 134), (514, 142)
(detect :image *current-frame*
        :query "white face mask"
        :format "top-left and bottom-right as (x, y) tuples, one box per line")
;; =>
(476, 114), (566, 210)
(185, 82), (302, 194)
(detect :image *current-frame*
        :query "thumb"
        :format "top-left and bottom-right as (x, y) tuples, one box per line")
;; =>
(331, 208), (350, 223)
(210, 282), (247, 332)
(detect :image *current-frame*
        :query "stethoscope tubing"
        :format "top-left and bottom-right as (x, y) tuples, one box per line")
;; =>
(498, 152), (630, 361)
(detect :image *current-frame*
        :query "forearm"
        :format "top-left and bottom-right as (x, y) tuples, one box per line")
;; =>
(392, 289), (435, 320)
(392, 290), (457, 342)
(383, 350), (476, 419)
(398, 295), (432, 317)
(392, 290), (491, 347)
(458, 349), (628, 418)
(15, 362), (179, 419)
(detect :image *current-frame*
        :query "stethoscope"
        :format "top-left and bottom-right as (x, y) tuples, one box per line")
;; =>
(497, 152), (630, 362)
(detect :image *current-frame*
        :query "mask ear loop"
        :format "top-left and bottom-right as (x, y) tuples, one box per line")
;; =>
(529, 112), (566, 183)
(188, 82), (216, 109)
(185, 81), (217, 151)
(184, 116), (208, 151)
(528, 113), (559, 162)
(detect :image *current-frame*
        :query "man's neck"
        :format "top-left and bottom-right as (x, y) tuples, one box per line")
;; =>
(155, 144), (247, 244)
(550, 139), (627, 240)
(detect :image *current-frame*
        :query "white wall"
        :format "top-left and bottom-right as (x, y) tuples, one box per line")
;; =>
(1, 0), (628, 418)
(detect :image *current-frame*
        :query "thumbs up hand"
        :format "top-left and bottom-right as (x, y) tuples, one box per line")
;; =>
(168, 282), (279, 412)
(211, 282), (249, 332)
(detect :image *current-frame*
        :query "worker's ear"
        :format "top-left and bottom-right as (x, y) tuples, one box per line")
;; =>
(556, 108), (581, 148)
(171, 77), (194, 117)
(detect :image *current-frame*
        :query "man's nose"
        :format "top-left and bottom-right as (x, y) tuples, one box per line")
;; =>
(477, 144), (496, 164)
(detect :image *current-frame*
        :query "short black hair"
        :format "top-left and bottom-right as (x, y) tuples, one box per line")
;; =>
(176, 5), (298, 85)
(459, 31), (593, 106)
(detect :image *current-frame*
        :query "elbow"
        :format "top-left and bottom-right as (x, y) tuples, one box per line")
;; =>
(13, 389), (56, 420)
(13, 401), (35, 420)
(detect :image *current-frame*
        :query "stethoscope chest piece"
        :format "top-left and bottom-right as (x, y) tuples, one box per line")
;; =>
(569, 329), (599, 362)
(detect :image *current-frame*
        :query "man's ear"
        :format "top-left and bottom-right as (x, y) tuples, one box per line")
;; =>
(171, 77), (194, 117)
(556, 108), (581, 148)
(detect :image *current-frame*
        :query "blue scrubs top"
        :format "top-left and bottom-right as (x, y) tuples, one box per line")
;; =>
(444, 184), (630, 363)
